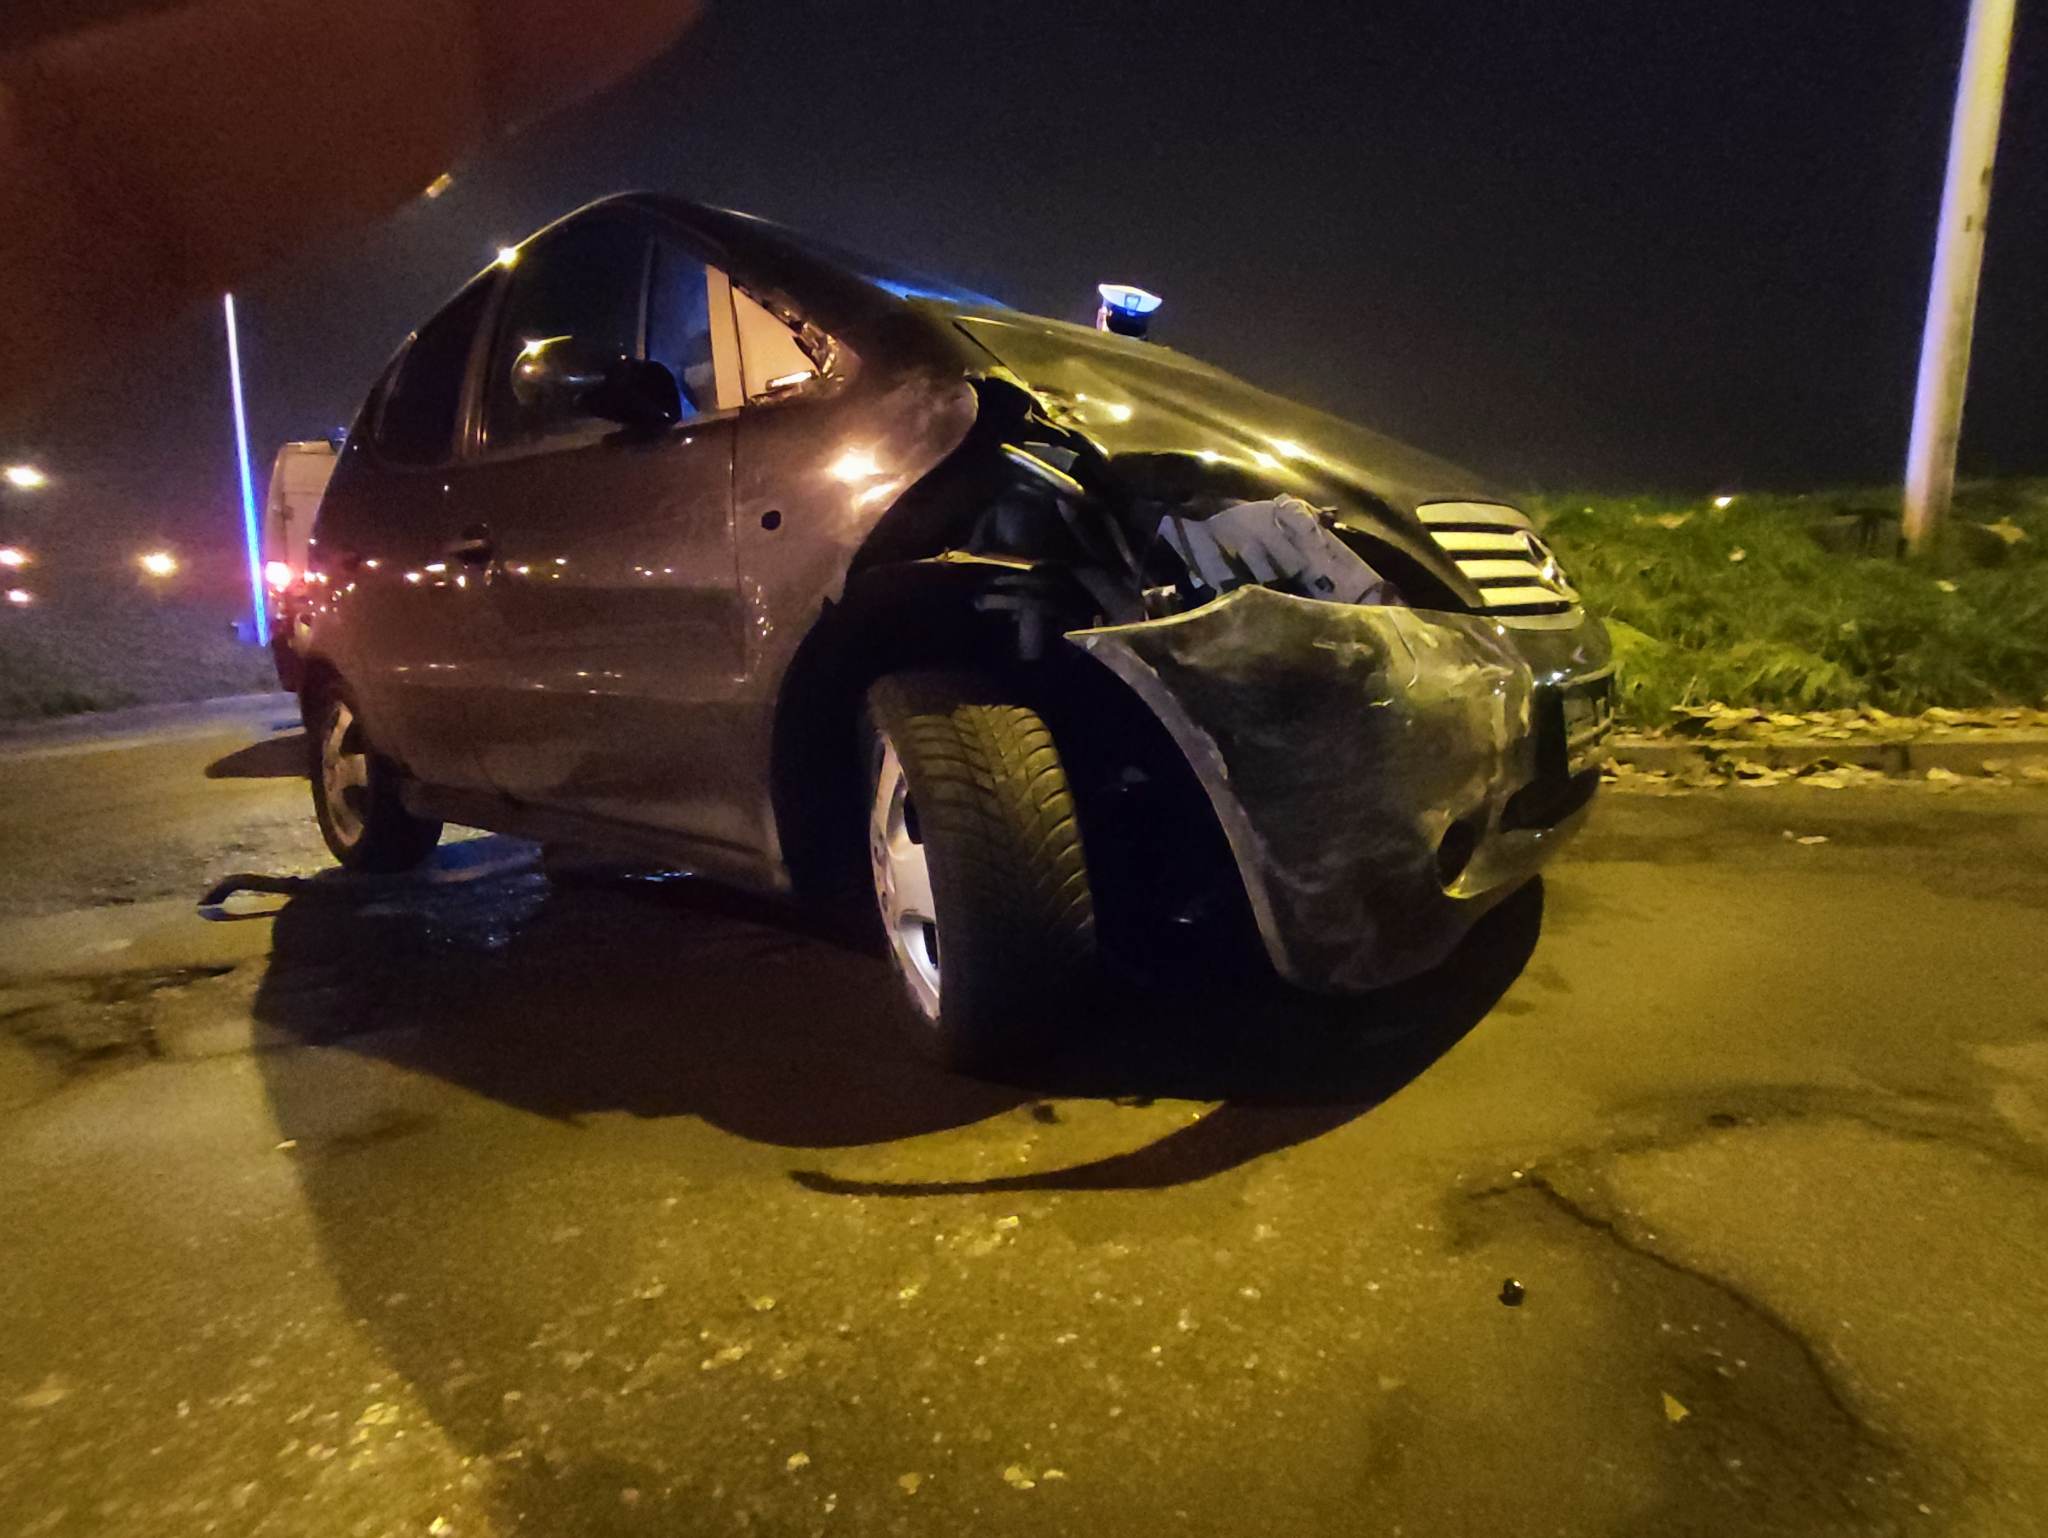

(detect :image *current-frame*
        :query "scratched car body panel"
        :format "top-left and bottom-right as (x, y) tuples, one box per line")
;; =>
(299, 192), (1612, 1024)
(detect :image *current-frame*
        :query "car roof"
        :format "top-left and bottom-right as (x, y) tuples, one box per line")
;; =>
(533, 192), (1006, 314)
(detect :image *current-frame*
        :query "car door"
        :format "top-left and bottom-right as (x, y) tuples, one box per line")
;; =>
(449, 213), (754, 849)
(315, 273), (501, 792)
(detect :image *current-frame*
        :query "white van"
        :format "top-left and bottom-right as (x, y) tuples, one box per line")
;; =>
(263, 439), (339, 688)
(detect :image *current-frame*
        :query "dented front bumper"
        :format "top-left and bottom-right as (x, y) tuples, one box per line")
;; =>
(1068, 587), (1612, 993)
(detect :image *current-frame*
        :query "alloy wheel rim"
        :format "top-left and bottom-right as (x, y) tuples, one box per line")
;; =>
(320, 700), (371, 848)
(869, 736), (940, 1019)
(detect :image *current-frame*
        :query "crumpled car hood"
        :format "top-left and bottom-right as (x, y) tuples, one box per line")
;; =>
(943, 308), (1512, 523)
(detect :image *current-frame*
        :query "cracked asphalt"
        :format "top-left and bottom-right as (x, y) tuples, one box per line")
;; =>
(4, 695), (2048, 1538)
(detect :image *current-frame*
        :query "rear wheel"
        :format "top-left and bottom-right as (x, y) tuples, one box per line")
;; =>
(308, 682), (442, 873)
(863, 672), (1096, 1073)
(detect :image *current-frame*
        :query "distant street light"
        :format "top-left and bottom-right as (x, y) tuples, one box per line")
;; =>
(0, 546), (27, 568)
(4, 588), (31, 606)
(139, 550), (179, 578)
(3, 464), (47, 490)
(1902, 0), (2017, 556)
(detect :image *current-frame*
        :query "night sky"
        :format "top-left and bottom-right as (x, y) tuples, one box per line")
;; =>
(7, 0), (2045, 552)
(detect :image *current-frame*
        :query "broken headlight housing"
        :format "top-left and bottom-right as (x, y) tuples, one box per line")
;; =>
(1151, 495), (1401, 615)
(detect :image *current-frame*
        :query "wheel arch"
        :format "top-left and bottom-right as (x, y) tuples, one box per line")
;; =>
(767, 559), (1027, 896)
(765, 557), (1260, 978)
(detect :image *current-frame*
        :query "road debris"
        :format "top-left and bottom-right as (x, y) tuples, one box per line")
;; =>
(14, 1374), (71, 1410)
(1662, 1392), (1691, 1424)
(1498, 1278), (1525, 1307)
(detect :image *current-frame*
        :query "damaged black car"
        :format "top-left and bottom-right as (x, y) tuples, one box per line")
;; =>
(295, 194), (1613, 1070)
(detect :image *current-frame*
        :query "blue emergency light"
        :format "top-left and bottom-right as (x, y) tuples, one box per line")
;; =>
(1096, 283), (1163, 339)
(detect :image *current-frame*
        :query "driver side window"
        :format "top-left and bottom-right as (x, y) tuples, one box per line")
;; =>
(645, 236), (719, 416)
(482, 218), (649, 455)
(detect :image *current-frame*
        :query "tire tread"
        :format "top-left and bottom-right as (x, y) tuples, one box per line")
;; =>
(865, 672), (1097, 1068)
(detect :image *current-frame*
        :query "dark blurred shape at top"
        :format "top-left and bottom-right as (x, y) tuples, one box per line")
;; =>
(0, 0), (703, 419)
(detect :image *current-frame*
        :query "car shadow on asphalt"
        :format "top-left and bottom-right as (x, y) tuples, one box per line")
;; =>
(203, 731), (308, 779)
(238, 837), (1542, 1192)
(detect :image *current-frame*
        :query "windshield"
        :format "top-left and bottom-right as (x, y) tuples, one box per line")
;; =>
(749, 219), (1007, 308)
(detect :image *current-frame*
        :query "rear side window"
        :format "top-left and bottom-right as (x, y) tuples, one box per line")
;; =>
(374, 278), (493, 466)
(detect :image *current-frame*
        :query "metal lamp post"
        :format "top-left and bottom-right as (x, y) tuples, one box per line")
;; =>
(1902, 0), (2019, 556)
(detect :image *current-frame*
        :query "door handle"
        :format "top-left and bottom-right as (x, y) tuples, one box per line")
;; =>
(444, 524), (494, 564)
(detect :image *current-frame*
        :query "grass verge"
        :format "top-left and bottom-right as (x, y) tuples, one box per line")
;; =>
(1532, 480), (2048, 729)
(0, 585), (274, 722)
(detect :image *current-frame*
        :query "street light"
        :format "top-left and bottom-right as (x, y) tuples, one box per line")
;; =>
(3, 464), (47, 490)
(4, 588), (31, 606)
(0, 546), (27, 569)
(138, 550), (179, 578)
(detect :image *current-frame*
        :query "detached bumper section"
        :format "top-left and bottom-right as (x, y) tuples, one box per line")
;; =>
(1068, 586), (1608, 993)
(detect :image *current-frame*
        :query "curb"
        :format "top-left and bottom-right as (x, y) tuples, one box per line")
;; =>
(1608, 733), (2048, 779)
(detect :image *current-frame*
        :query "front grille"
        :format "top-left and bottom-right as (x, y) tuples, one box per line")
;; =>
(1415, 502), (1578, 619)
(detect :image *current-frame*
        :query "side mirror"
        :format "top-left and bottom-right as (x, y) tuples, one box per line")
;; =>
(509, 337), (681, 432)
(584, 358), (684, 432)
(509, 334), (609, 414)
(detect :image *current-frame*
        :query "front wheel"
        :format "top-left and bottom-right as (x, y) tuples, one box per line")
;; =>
(863, 672), (1097, 1073)
(308, 682), (443, 873)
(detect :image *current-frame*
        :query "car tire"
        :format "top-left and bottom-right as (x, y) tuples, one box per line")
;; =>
(863, 672), (1097, 1073)
(307, 680), (443, 873)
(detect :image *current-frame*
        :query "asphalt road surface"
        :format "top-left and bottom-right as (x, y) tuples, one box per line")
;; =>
(3, 696), (2047, 1538)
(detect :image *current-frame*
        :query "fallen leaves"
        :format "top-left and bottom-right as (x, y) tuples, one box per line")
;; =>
(1662, 1391), (1692, 1424)
(1666, 703), (2048, 741)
